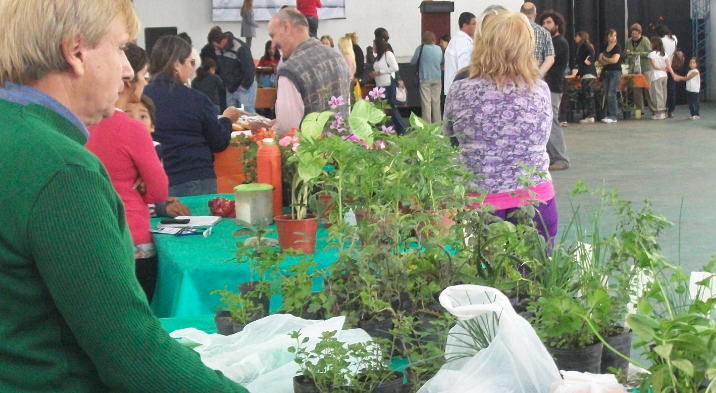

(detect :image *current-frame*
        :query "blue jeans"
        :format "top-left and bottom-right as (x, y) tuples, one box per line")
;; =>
(384, 78), (406, 135)
(226, 81), (257, 115)
(687, 92), (700, 116)
(169, 178), (217, 197)
(602, 70), (621, 120)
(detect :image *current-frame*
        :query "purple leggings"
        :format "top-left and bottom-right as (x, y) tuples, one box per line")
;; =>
(493, 197), (559, 249)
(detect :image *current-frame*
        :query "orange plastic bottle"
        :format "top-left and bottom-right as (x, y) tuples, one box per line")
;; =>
(256, 138), (283, 218)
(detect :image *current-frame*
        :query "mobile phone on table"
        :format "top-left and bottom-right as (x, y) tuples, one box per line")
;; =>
(160, 218), (190, 225)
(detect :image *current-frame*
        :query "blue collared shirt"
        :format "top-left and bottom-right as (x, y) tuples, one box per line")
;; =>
(0, 82), (88, 137)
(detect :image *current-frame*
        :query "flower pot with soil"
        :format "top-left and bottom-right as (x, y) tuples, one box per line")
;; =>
(274, 214), (318, 254)
(546, 341), (603, 373)
(600, 327), (632, 380)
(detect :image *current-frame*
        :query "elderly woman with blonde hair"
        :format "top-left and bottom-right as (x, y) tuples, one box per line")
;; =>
(443, 11), (558, 247)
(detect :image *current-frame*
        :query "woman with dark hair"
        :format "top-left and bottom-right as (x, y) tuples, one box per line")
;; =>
(598, 29), (621, 123)
(86, 44), (168, 302)
(369, 37), (406, 135)
(191, 57), (226, 114)
(373, 27), (394, 52)
(656, 25), (678, 117)
(257, 40), (281, 87)
(575, 31), (597, 123)
(144, 35), (244, 196)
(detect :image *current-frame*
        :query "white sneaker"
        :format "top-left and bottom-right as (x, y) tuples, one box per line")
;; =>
(652, 114), (661, 120)
(580, 117), (595, 124)
(693, 115), (700, 120)
(689, 116), (694, 120)
(659, 113), (667, 120)
(601, 118), (617, 123)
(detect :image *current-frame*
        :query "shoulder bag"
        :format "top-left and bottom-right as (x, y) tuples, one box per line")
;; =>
(413, 44), (424, 86)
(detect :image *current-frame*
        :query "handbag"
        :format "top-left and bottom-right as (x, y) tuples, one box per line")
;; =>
(413, 44), (424, 86)
(394, 78), (407, 104)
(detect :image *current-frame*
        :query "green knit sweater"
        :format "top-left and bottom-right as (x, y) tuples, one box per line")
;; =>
(0, 99), (248, 392)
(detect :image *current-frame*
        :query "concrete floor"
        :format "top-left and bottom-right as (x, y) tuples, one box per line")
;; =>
(551, 103), (716, 274)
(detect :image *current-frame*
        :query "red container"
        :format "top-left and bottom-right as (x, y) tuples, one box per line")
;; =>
(256, 138), (283, 218)
(274, 214), (318, 254)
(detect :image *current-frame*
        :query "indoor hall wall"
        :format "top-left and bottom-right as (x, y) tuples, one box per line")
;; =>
(133, 0), (523, 61)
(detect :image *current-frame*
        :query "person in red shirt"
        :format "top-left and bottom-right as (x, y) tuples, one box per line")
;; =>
(296, 0), (322, 38)
(86, 43), (168, 302)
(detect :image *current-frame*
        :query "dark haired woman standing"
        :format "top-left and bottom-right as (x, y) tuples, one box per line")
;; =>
(369, 37), (406, 135)
(144, 35), (245, 196)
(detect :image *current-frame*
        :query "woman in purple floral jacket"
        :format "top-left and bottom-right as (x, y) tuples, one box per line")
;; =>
(443, 11), (558, 246)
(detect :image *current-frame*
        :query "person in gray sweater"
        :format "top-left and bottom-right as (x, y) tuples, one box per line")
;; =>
(241, 0), (259, 51)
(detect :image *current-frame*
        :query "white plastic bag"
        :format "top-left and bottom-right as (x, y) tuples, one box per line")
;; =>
(418, 285), (561, 393)
(550, 371), (628, 393)
(169, 314), (372, 393)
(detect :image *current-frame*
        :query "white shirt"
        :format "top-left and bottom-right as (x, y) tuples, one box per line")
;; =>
(648, 51), (668, 80)
(443, 30), (473, 95)
(687, 69), (700, 92)
(661, 35), (677, 62)
(373, 51), (399, 87)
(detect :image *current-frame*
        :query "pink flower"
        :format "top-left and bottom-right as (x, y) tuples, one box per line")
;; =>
(330, 116), (344, 130)
(342, 134), (361, 143)
(278, 135), (293, 147)
(376, 140), (386, 149)
(328, 96), (345, 109)
(381, 125), (395, 134)
(368, 87), (386, 100)
(291, 142), (299, 152)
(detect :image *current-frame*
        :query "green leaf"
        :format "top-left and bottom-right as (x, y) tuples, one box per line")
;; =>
(626, 314), (656, 341)
(300, 111), (333, 142)
(297, 152), (328, 182)
(409, 112), (425, 129)
(347, 100), (384, 145)
(671, 359), (694, 377)
(653, 344), (673, 360)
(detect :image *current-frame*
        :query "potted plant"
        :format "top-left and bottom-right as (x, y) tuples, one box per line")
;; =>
(289, 330), (403, 393)
(274, 114), (330, 254)
(278, 254), (323, 319)
(211, 286), (265, 335)
(226, 221), (285, 314)
(618, 75), (636, 120)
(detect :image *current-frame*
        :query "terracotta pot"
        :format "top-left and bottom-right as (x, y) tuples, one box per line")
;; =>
(274, 214), (318, 254)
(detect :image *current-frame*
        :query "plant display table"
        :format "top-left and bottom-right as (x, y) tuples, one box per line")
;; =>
(150, 194), (335, 318)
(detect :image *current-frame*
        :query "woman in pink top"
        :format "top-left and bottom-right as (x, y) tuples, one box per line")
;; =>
(86, 44), (168, 302)
(296, 0), (322, 38)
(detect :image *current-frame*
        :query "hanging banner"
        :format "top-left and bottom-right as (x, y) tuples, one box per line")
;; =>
(213, 0), (346, 22)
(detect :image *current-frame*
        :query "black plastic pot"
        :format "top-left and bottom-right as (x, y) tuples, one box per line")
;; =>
(214, 311), (246, 335)
(413, 315), (440, 346)
(214, 311), (234, 335)
(547, 342), (603, 374)
(238, 281), (271, 316)
(359, 318), (393, 342)
(601, 329), (632, 380)
(293, 375), (321, 393)
(372, 372), (404, 393)
(622, 110), (632, 120)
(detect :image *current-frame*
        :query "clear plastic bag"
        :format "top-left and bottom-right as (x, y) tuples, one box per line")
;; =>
(169, 314), (372, 393)
(550, 371), (628, 393)
(418, 285), (561, 393)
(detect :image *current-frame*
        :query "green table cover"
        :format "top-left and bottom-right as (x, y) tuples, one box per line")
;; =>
(150, 194), (336, 318)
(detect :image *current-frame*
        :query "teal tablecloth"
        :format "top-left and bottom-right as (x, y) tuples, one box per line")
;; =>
(150, 194), (336, 318)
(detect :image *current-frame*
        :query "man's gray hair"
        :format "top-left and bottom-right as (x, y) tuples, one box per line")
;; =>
(278, 8), (309, 28)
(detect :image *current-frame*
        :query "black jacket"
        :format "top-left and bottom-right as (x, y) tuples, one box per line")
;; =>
(215, 32), (256, 93)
